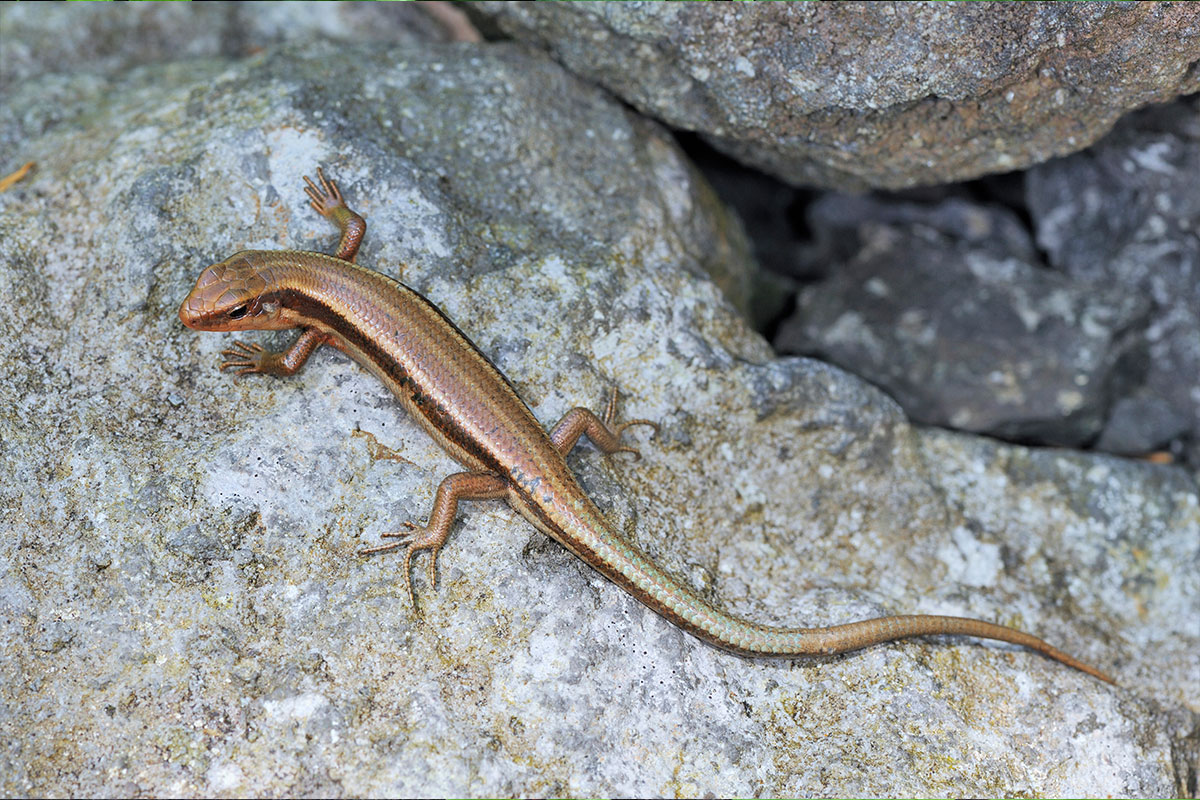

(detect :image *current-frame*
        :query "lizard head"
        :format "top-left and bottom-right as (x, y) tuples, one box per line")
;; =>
(179, 252), (291, 332)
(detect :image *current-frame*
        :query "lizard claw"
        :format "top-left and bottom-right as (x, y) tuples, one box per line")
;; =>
(360, 521), (445, 610)
(612, 419), (659, 459)
(610, 444), (643, 461)
(614, 419), (659, 436)
(303, 166), (347, 219)
(220, 340), (267, 375)
(601, 387), (658, 459)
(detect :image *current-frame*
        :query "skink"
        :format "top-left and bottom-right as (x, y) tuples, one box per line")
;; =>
(179, 168), (1114, 684)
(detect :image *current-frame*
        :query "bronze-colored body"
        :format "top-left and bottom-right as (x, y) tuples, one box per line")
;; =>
(179, 169), (1114, 683)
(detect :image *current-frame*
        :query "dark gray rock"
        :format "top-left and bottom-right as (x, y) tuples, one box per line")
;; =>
(776, 205), (1150, 446)
(474, 2), (1200, 190)
(800, 193), (1041, 274)
(1095, 396), (1193, 457)
(686, 149), (807, 327)
(1027, 96), (1200, 464)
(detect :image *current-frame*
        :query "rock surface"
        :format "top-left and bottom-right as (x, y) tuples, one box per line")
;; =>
(775, 196), (1150, 447)
(1027, 96), (1200, 465)
(0, 12), (1197, 800)
(475, 2), (1200, 191)
(0, 2), (450, 91)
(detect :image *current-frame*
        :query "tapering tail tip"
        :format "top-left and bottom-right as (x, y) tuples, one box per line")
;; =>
(1081, 662), (1118, 686)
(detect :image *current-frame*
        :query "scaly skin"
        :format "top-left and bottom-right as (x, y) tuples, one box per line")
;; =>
(179, 168), (1115, 684)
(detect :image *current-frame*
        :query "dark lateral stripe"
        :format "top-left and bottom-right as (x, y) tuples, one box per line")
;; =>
(276, 284), (505, 473)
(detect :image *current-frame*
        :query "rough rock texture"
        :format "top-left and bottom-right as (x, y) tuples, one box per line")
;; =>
(775, 196), (1150, 447)
(0, 2), (451, 91)
(1027, 96), (1200, 465)
(474, 1), (1200, 191)
(1, 16), (1198, 800)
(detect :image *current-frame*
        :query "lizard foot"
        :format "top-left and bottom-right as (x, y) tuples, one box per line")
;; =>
(601, 386), (659, 460)
(360, 521), (446, 609)
(220, 341), (270, 375)
(303, 166), (349, 219)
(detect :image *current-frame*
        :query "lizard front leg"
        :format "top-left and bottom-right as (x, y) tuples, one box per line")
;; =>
(220, 327), (329, 376)
(303, 167), (366, 262)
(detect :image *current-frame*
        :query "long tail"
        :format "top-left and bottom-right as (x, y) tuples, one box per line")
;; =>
(526, 476), (1116, 685)
(561, 503), (1116, 684)
(707, 613), (1116, 685)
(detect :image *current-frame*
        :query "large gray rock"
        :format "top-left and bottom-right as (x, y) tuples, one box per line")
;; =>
(0, 20), (1196, 800)
(0, 2), (452, 91)
(475, 2), (1200, 190)
(1027, 96), (1200, 465)
(775, 196), (1151, 447)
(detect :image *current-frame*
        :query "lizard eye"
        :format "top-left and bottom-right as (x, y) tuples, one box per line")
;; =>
(227, 304), (249, 320)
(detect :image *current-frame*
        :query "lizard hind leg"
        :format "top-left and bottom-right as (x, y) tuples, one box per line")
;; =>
(551, 387), (658, 459)
(360, 470), (508, 609)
